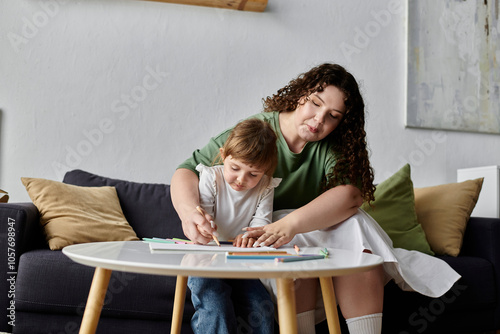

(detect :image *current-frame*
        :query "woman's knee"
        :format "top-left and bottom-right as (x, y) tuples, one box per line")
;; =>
(333, 267), (384, 318)
(295, 278), (318, 313)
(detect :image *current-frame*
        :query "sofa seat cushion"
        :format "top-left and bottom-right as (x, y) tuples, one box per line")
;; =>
(384, 255), (495, 312)
(14, 250), (194, 321)
(62, 169), (185, 239)
(436, 255), (496, 309)
(380, 255), (496, 333)
(12, 313), (195, 334)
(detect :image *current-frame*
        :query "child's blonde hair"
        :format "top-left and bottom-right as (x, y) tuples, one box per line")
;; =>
(215, 119), (278, 180)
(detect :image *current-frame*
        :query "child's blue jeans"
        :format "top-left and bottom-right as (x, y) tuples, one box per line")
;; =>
(187, 276), (275, 334)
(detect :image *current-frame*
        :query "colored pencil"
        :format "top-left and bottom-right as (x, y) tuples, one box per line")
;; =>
(228, 251), (290, 256)
(142, 238), (176, 244)
(196, 206), (221, 247)
(275, 255), (326, 263)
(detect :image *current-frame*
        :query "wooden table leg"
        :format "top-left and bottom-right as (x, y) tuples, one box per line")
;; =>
(276, 278), (298, 334)
(79, 267), (112, 334)
(319, 276), (341, 334)
(171, 275), (188, 334)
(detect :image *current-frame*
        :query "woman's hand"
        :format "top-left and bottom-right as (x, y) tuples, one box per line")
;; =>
(243, 220), (296, 249)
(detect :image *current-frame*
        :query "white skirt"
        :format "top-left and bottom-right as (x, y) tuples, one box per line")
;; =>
(261, 209), (461, 320)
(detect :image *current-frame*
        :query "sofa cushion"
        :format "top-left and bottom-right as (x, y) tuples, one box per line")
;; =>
(414, 178), (484, 256)
(381, 254), (496, 333)
(21, 177), (139, 250)
(361, 164), (434, 255)
(13, 313), (193, 334)
(63, 170), (185, 239)
(15, 249), (195, 321)
(437, 255), (496, 309)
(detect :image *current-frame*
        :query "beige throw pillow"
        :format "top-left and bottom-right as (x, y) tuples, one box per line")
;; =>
(0, 189), (8, 203)
(21, 177), (139, 250)
(414, 178), (483, 256)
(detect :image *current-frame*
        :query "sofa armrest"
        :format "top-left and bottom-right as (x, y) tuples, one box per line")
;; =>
(0, 202), (46, 332)
(461, 217), (500, 262)
(461, 216), (500, 328)
(0, 202), (46, 255)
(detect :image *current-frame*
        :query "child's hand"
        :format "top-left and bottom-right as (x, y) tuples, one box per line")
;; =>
(233, 234), (256, 248)
(244, 220), (295, 249)
(196, 224), (216, 240)
(240, 226), (265, 243)
(190, 206), (218, 244)
(182, 210), (212, 244)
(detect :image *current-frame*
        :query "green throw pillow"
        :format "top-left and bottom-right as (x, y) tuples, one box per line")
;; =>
(361, 164), (434, 255)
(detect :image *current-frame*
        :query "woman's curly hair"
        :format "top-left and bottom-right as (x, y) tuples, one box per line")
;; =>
(262, 63), (375, 203)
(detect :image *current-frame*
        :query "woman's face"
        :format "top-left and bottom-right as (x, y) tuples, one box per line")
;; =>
(294, 85), (346, 143)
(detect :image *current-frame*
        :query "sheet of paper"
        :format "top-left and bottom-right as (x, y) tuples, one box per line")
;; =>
(147, 241), (279, 253)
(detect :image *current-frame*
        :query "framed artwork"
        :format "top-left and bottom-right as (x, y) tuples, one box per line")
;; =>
(406, 0), (500, 134)
(139, 0), (267, 12)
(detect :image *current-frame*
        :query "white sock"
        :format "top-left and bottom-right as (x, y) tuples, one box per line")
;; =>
(296, 310), (316, 334)
(346, 313), (382, 334)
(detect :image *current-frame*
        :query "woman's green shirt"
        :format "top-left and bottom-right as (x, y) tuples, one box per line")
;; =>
(177, 111), (338, 210)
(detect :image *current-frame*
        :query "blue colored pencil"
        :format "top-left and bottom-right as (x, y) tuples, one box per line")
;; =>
(142, 238), (176, 244)
(275, 255), (326, 263)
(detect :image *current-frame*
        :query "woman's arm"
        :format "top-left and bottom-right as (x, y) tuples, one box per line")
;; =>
(170, 168), (215, 244)
(247, 184), (363, 248)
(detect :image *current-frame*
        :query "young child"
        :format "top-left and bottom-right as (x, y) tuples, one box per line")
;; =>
(187, 118), (281, 334)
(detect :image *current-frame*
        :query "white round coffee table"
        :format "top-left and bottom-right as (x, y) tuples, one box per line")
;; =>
(63, 240), (383, 334)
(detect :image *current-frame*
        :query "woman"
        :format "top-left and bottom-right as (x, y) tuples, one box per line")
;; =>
(171, 63), (459, 334)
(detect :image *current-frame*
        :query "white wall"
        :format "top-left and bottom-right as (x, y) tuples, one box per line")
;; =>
(1, 0), (499, 202)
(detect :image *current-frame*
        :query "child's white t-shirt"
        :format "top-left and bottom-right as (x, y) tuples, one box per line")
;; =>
(196, 164), (282, 241)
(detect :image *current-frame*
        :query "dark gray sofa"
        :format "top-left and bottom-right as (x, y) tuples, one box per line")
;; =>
(1, 169), (499, 333)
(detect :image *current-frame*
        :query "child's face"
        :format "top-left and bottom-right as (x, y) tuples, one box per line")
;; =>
(222, 155), (266, 192)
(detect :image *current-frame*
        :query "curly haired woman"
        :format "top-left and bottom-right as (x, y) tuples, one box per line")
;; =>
(171, 63), (459, 334)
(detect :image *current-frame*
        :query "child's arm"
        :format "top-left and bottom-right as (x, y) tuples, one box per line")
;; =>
(196, 165), (218, 238)
(197, 166), (216, 219)
(248, 184), (276, 228)
(234, 178), (280, 247)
